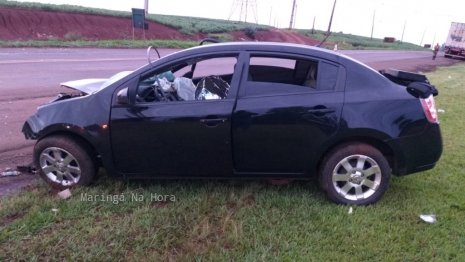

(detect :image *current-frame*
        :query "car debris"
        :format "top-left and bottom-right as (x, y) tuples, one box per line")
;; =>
(348, 207), (353, 214)
(438, 109), (445, 113)
(16, 163), (37, 174)
(419, 214), (437, 223)
(57, 189), (72, 200)
(1, 170), (20, 177)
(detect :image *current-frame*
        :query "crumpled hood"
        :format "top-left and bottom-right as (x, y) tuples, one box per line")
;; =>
(60, 71), (133, 95)
(61, 79), (107, 94)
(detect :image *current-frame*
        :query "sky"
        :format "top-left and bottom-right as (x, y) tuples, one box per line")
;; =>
(15, 0), (465, 46)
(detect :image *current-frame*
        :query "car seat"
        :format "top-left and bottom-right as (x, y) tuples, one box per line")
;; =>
(303, 65), (317, 88)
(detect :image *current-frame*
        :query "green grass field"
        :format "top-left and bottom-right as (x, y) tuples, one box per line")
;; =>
(298, 29), (426, 51)
(0, 63), (464, 261)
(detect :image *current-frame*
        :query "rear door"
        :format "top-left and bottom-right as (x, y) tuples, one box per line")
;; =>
(232, 52), (345, 174)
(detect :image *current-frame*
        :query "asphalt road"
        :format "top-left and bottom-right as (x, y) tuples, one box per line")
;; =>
(0, 47), (461, 196)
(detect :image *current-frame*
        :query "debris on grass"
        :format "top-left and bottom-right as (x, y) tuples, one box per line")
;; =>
(58, 189), (72, 199)
(1, 170), (20, 177)
(419, 214), (437, 223)
(438, 109), (445, 113)
(348, 207), (353, 214)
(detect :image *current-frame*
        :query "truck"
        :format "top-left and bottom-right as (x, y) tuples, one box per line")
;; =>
(444, 22), (465, 59)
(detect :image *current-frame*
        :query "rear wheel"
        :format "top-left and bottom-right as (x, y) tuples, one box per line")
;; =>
(319, 142), (391, 205)
(34, 135), (96, 190)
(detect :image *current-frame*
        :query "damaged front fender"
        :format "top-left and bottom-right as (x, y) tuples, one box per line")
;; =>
(22, 114), (43, 139)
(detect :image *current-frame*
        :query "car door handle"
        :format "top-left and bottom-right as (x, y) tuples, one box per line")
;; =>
(200, 118), (226, 127)
(307, 108), (336, 114)
(200, 118), (226, 124)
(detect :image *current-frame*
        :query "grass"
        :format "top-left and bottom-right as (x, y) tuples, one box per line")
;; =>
(1, 63), (465, 261)
(208, 33), (235, 42)
(0, 39), (198, 49)
(298, 29), (427, 51)
(0, 0), (269, 34)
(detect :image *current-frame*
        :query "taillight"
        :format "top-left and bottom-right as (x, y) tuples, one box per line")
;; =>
(420, 95), (438, 123)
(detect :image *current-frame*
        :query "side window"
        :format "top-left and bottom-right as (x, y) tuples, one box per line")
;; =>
(136, 55), (237, 103)
(246, 55), (338, 96)
(318, 62), (339, 91)
(193, 57), (237, 79)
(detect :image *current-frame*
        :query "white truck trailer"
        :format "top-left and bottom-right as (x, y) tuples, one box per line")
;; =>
(444, 22), (465, 59)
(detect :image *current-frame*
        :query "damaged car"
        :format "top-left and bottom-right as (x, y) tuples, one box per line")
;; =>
(22, 40), (442, 205)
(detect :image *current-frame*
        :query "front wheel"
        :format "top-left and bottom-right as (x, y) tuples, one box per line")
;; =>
(319, 142), (391, 205)
(34, 135), (96, 190)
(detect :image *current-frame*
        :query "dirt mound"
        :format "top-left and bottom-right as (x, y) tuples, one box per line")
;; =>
(0, 7), (206, 41)
(0, 7), (319, 45)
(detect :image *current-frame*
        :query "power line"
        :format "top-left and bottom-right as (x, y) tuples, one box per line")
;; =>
(228, 0), (258, 23)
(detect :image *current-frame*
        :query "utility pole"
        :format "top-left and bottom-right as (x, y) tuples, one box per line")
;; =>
(312, 16), (315, 34)
(401, 21), (406, 43)
(144, 0), (148, 14)
(245, 0), (248, 23)
(289, 0), (297, 29)
(420, 28), (426, 46)
(269, 7), (272, 26)
(327, 0), (336, 35)
(371, 10), (375, 40)
(432, 33), (436, 47)
(293, 4), (298, 29)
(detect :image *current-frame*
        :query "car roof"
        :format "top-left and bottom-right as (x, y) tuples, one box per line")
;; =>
(161, 41), (344, 64)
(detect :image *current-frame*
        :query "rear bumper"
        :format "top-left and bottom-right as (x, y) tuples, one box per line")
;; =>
(385, 123), (442, 176)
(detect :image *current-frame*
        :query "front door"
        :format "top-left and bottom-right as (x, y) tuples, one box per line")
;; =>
(110, 53), (243, 176)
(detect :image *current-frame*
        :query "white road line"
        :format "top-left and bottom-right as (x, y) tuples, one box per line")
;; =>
(0, 57), (150, 64)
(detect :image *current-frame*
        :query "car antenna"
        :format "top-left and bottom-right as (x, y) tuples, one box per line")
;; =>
(315, 31), (332, 48)
(147, 46), (161, 67)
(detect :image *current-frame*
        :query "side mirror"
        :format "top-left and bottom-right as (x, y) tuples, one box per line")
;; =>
(117, 87), (129, 104)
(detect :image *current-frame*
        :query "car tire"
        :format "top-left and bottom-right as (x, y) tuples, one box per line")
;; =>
(319, 142), (391, 205)
(34, 135), (96, 190)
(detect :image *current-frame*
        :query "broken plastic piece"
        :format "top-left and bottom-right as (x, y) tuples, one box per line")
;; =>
(419, 214), (436, 223)
(438, 109), (445, 113)
(406, 82), (438, 98)
(348, 207), (353, 214)
(16, 163), (37, 174)
(58, 189), (72, 200)
(1, 171), (20, 177)
(51, 208), (59, 212)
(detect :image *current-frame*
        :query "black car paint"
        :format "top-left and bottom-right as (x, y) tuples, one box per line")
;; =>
(22, 42), (442, 179)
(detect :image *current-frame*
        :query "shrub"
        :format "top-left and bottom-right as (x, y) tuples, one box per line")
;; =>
(245, 26), (257, 40)
(63, 31), (83, 41)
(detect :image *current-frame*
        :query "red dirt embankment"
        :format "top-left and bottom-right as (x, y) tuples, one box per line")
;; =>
(0, 7), (319, 44)
(0, 7), (200, 41)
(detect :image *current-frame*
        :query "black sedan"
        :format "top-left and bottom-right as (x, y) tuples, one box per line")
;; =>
(22, 41), (442, 205)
